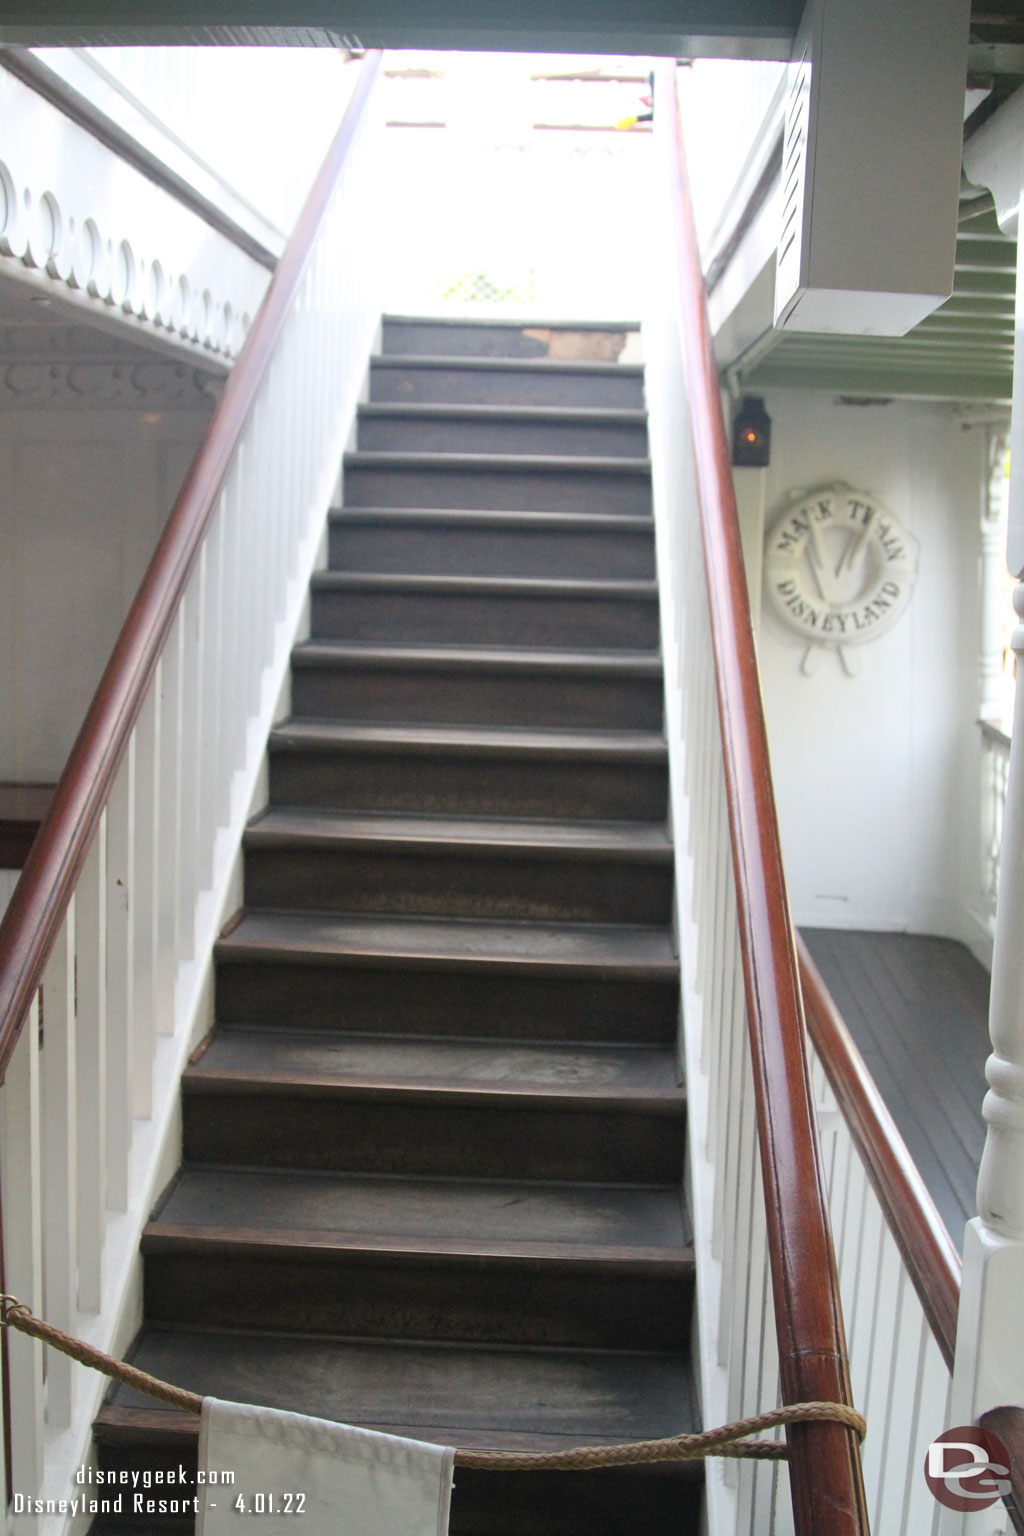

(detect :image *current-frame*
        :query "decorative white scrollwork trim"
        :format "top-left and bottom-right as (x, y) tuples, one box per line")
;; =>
(0, 358), (219, 408)
(0, 87), (265, 365)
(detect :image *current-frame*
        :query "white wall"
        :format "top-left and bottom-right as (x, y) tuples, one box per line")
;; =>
(0, 403), (211, 782)
(36, 48), (360, 241)
(752, 393), (986, 950)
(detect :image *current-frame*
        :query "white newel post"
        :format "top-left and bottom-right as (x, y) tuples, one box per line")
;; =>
(979, 436), (1011, 922)
(980, 434), (1009, 726)
(943, 584), (1024, 1536)
(945, 213), (1024, 1532)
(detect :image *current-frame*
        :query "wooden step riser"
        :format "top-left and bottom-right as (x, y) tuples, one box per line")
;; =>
(329, 518), (656, 580)
(143, 1247), (691, 1350)
(89, 1439), (198, 1535)
(90, 1448), (701, 1536)
(183, 1093), (685, 1183)
(370, 363), (645, 410)
(218, 958), (681, 1044)
(215, 962), (679, 1044)
(380, 319), (638, 361)
(309, 588), (660, 651)
(291, 663), (663, 731)
(448, 1468), (702, 1536)
(243, 844), (674, 925)
(343, 463), (651, 517)
(269, 744), (669, 823)
(357, 415), (649, 458)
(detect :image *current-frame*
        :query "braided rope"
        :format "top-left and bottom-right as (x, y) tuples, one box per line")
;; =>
(454, 1403), (867, 1469)
(0, 1294), (865, 1469)
(2, 1297), (203, 1414)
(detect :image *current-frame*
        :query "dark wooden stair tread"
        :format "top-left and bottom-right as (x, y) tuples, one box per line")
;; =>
(245, 807), (672, 858)
(92, 321), (696, 1531)
(372, 353), (645, 378)
(99, 1331), (698, 1448)
(148, 1168), (691, 1259)
(216, 910), (678, 977)
(357, 403), (648, 424)
(344, 450), (652, 473)
(292, 642), (663, 674)
(329, 506), (655, 532)
(269, 719), (668, 760)
(186, 1029), (685, 1108)
(310, 571), (658, 598)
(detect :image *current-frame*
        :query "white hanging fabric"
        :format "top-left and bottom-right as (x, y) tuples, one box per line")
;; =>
(197, 1398), (456, 1536)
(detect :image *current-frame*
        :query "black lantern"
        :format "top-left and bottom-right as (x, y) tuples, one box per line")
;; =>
(731, 396), (771, 468)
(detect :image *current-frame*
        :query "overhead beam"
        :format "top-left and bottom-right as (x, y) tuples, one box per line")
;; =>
(0, 0), (801, 53)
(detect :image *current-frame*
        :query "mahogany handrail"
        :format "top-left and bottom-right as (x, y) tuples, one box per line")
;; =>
(665, 69), (870, 1533)
(0, 51), (384, 1087)
(797, 936), (962, 1370)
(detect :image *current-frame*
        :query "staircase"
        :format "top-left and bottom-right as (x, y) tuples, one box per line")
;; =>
(92, 316), (701, 1534)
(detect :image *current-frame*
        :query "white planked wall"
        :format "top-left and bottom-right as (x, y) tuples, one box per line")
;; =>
(749, 393), (988, 954)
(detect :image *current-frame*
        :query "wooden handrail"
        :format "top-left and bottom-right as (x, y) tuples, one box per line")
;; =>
(797, 935), (962, 1370)
(664, 69), (870, 1533)
(0, 51), (383, 1086)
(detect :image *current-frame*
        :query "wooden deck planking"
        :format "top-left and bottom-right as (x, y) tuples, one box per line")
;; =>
(801, 928), (991, 1250)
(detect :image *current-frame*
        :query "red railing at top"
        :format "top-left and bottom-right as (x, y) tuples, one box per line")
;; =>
(664, 67), (870, 1534)
(0, 52), (384, 1087)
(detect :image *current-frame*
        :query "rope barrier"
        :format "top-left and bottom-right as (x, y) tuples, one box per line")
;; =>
(0, 1292), (866, 1470)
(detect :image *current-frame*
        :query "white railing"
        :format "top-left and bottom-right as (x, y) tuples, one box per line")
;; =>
(0, 53), (385, 1531)
(648, 68), (866, 1536)
(798, 943), (965, 1536)
(948, 567), (1024, 1530)
(646, 324), (795, 1529)
(805, 1049), (956, 1535)
(980, 721), (1011, 923)
(649, 63), (980, 1536)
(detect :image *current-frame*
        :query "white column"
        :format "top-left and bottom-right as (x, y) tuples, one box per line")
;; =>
(980, 432), (1010, 725)
(947, 589), (1024, 1535)
(944, 144), (1024, 1536)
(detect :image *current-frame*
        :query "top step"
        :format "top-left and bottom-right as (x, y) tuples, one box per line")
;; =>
(382, 315), (641, 362)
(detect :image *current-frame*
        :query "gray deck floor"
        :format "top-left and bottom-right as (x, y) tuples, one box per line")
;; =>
(801, 928), (991, 1251)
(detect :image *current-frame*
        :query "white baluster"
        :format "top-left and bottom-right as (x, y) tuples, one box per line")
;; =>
(156, 615), (183, 1030)
(980, 432), (1010, 726)
(105, 745), (134, 1212)
(131, 684), (158, 1117)
(1, 997), (44, 1528)
(41, 905), (78, 1427)
(177, 570), (202, 955)
(201, 503), (225, 885)
(76, 824), (107, 1312)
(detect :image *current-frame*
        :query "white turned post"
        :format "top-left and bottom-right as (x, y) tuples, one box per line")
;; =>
(946, 579), (1024, 1534)
(980, 433), (1010, 725)
(946, 145), (1024, 1533)
(977, 585), (1024, 1248)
